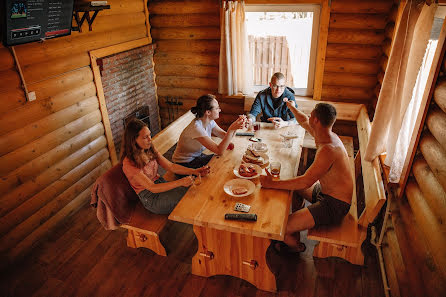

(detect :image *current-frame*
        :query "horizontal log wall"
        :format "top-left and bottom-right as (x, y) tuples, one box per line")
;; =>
(322, 0), (392, 109)
(0, 0), (150, 265)
(149, 0), (220, 128)
(382, 44), (446, 297)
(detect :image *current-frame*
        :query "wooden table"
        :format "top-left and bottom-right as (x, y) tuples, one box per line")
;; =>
(168, 123), (305, 292)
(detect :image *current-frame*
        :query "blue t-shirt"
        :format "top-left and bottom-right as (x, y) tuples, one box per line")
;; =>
(249, 87), (297, 122)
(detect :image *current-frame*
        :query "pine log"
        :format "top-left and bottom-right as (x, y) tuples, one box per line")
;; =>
(390, 207), (428, 297)
(150, 14), (220, 28)
(329, 13), (387, 30)
(157, 87), (216, 99)
(383, 39), (392, 57)
(154, 52), (219, 66)
(426, 107), (446, 151)
(377, 71), (384, 84)
(374, 84), (381, 98)
(434, 79), (446, 113)
(9, 183), (98, 262)
(321, 85), (373, 101)
(156, 76), (218, 90)
(326, 44), (382, 59)
(28, 67), (94, 101)
(75, 12), (146, 34)
(324, 58), (379, 74)
(412, 157), (446, 229)
(405, 180), (446, 279)
(0, 123), (104, 196)
(0, 96), (99, 157)
(389, 5), (399, 23)
(158, 97), (196, 111)
(331, 1), (393, 14)
(327, 28), (385, 45)
(398, 197), (446, 296)
(155, 64), (219, 78)
(0, 160), (110, 252)
(15, 26), (147, 67)
(0, 149), (109, 239)
(0, 46), (14, 72)
(385, 225), (412, 297)
(151, 27), (220, 40)
(380, 56), (388, 72)
(156, 40), (220, 53)
(0, 110), (101, 177)
(0, 69), (21, 92)
(323, 72), (377, 88)
(0, 136), (107, 217)
(148, 1), (219, 15)
(22, 53), (91, 84)
(0, 88), (26, 112)
(419, 133), (446, 192)
(100, 0), (144, 16)
(0, 83), (96, 136)
(385, 23), (395, 41)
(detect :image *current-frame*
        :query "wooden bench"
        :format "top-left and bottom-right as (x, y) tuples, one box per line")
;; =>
(113, 111), (194, 256)
(307, 106), (387, 265)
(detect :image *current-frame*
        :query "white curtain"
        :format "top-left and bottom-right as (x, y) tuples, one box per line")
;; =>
(364, 1), (436, 170)
(218, 1), (253, 95)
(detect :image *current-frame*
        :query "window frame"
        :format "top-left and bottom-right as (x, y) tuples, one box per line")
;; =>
(245, 4), (321, 96)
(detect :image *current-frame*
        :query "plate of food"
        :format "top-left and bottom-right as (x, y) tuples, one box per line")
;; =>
(242, 149), (269, 168)
(224, 179), (256, 197)
(233, 163), (262, 179)
(248, 142), (268, 153)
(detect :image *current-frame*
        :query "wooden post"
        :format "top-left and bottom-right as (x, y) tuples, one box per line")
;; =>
(313, 0), (330, 100)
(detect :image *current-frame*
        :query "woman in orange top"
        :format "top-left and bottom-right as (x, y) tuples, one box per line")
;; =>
(121, 119), (209, 214)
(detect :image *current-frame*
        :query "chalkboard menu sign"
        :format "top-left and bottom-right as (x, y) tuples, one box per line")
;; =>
(3, 0), (75, 46)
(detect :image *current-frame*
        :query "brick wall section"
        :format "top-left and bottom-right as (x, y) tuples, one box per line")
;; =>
(100, 44), (160, 155)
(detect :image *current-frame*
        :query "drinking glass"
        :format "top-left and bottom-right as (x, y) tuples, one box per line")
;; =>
(194, 173), (202, 186)
(282, 136), (293, 148)
(270, 162), (281, 179)
(253, 122), (260, 131)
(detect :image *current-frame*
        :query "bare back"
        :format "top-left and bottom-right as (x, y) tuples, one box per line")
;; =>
(316, 134), (353, 204)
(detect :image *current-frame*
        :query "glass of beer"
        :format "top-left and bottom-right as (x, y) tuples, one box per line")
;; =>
(270, 162), (281, 180)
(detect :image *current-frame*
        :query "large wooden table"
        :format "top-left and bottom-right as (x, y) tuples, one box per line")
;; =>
(168, 123), (305, 292)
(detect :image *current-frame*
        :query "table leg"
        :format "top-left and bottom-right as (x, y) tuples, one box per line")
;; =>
(191, 225), (277, 292)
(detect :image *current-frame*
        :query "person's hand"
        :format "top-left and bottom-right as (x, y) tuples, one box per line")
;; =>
(180, 175), (195, 187)
(228, 115), (246, 132)
(283, 97), (296, 109)
(260, 169), (274, 188)
(267, 117), (286, 129)
(196, 165), (210, 177)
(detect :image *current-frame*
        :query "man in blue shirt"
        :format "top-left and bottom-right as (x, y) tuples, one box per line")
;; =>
(247, 72), (297, 129)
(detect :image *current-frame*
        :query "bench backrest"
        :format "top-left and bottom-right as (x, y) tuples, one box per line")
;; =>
(356, 106), (387, 227)
(152, 110), (194, 155)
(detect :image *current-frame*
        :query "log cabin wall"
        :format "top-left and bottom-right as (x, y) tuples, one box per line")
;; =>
(378, 51), (446, 297)
(148, 0), (220, 128)
(0, 0), (151, 266)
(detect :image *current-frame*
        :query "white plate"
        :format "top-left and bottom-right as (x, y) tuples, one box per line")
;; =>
(224, 179), (256, 197)
(233, 163), (262, 179)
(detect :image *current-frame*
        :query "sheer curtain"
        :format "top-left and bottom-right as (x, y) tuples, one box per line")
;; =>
(218, 1), (253, 95)
(364, 1), (436, 179)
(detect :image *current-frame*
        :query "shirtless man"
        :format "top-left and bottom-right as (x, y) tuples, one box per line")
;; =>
(260, 102), (353, 253)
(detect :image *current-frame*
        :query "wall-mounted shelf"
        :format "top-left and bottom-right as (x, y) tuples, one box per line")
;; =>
(72, 4), (110, 33)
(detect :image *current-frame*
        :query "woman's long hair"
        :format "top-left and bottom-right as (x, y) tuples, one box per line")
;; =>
(191, 94), (216, 118)
(120, 118), (157, 168)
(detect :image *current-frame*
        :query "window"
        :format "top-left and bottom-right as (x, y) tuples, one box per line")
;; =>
(245, 5), (320, 96)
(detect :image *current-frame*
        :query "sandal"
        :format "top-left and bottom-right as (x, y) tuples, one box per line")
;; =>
(272, 240), (306, 254)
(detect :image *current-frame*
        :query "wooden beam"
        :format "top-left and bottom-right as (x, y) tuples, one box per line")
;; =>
(313, 0), (330, 100)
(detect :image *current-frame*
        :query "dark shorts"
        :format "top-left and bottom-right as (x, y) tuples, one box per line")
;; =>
(137, 177), (188, 215)
(175, 153), (213, 178)
(307, 184), (351, 227)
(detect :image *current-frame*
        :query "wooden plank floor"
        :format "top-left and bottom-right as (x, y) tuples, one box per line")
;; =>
(0, 203), (384, 297)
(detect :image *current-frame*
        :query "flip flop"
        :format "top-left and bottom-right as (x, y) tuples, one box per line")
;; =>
(272, 240), (306, 254)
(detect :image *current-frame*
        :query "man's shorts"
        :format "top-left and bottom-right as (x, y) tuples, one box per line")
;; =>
(307, 183), (351, 227)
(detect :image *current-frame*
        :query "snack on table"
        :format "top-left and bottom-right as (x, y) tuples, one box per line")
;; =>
(238, 163), (257, 177)
(232, 187), (248, 195)
(243, 149), (264, 165)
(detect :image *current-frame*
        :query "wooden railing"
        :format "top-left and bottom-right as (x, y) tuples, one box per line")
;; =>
(248, 35), (294, 86)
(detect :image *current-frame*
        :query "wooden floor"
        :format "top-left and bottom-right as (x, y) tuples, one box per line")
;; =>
(0, 203), (384, 297)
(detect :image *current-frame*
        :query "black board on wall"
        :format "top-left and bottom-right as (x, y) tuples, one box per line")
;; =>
(2, 0), (75, 46)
